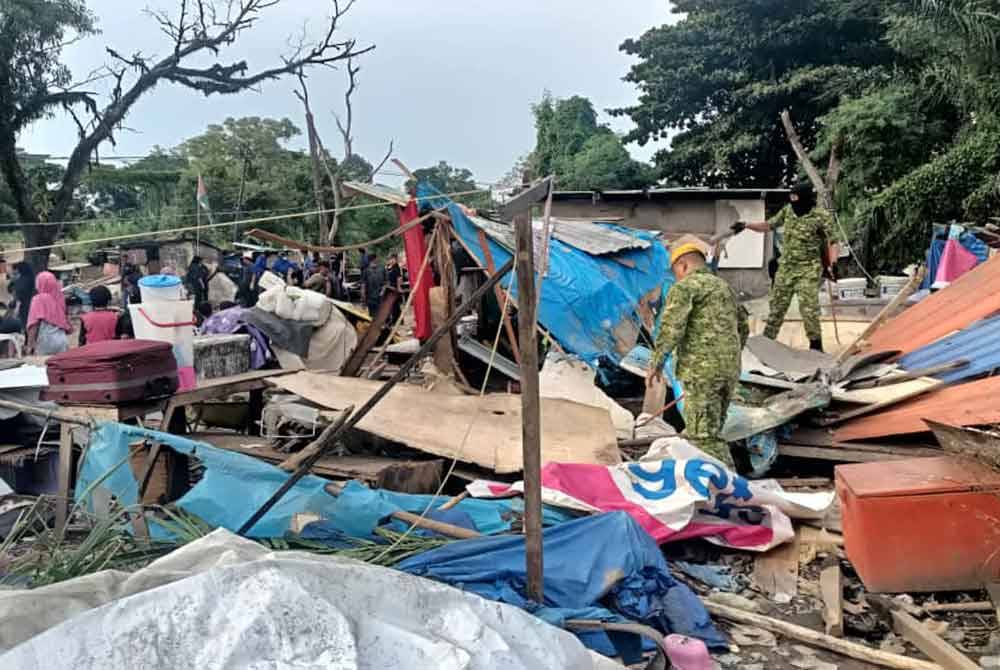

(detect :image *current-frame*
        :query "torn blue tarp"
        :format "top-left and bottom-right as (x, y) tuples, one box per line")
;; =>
(77, 424), (568, 539)
(398, 511), (726, 660)
(418, 184), (671, 367)
(898, 313), (1000, 384)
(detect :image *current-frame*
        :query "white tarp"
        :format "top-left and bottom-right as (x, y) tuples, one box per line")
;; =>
(0, 529), (599, 670)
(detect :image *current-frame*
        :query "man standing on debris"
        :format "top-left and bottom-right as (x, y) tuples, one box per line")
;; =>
(739, 184), (837, 352)
(647, 242), (748, 467)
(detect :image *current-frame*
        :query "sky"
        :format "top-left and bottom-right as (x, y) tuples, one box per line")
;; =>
(21, 0), (675, 187)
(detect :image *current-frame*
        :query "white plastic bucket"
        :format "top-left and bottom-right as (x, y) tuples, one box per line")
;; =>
(877, 275), (909, 298)
(835, 278), (866, 301)
(139, 274), (184, 302)
(130, 300), (196, 390)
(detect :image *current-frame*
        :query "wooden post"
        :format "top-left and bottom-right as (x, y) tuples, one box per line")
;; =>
(505, 176), (552, 605)
(55, 423), (74, 534)
(515, 209), (544, 603)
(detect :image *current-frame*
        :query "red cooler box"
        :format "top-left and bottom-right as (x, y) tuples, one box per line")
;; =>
(837, 456), (1000, 593)
(42, 339), (179, 405)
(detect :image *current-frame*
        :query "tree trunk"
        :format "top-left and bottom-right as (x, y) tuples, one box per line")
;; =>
(22, 225), (56, 272)
(0, 129), (50, 270)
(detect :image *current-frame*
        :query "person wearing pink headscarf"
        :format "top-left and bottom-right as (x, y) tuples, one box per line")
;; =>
(26, 271), (71, 355)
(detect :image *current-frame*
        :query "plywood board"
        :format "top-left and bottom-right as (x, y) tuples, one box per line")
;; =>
(753, 530), (800, 603)
(270, 373), (620, 473)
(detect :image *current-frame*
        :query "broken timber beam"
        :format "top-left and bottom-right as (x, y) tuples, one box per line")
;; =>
(238, 255), (517, 535)
(341, 288), (400, 377)
(892, 610), (979, 670)
(390, 509), (480, 540)
(704, 601), (942, 670)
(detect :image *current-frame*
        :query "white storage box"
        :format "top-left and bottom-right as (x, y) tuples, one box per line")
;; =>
(877, 275), (910, 298)
(835, 278), (867, 301)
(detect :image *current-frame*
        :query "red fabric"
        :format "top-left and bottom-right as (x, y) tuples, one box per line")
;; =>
(399, 199), (432, 339)
(81, 310), (119, 344)
(27, 271), (70, 332)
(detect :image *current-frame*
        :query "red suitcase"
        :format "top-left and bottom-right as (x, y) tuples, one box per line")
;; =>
(42, 339), (179, 405)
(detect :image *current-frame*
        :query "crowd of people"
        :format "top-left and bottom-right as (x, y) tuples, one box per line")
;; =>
(4, 244), (407, 357)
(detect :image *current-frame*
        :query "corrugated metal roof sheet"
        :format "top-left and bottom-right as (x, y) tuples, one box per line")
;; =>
(898, 314), (1000, 383)
(866, 253), (1000, 356)
(552, 188), (789, 199)
(834, 375), (1000, 442)
(465, 216), (652, 256)
(341, 181), (409, 206)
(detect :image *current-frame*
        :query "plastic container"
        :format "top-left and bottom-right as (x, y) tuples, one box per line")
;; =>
(138, 274), (183, 302)
(834, 277), (866, 301)
(877, 275), (909, 298)
(129, 300), (196, 391)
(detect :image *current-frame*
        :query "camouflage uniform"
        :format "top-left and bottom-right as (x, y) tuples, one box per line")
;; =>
(650, 267), (748, 466)
(763, 205), (833, 342)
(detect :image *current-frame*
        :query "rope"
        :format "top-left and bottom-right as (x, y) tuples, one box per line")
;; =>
(4, 188), (489, 255)
(370, 251), (517, 564)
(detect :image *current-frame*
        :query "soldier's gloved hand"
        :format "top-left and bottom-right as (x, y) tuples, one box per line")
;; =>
(730, 221), (747, 235)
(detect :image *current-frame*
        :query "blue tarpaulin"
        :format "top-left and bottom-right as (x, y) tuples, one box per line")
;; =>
(418, 185), (671, 367)
(398, 511), (726, 660)
(77, 423), (565, 539)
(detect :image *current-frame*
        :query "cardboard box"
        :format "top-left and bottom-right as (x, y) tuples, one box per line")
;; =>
(837, 456), (1000, 593)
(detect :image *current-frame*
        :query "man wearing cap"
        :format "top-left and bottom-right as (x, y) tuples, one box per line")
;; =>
(740, 185), (837, 351)
(647, 241), (748, 466)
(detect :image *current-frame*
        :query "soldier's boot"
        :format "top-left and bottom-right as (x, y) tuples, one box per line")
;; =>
(809, 338), (823, 352)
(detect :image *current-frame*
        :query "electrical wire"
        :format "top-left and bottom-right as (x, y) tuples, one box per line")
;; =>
(4, 188), (489, 255)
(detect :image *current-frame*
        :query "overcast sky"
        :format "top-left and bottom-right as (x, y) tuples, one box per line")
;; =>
(21, 0), (675, 186)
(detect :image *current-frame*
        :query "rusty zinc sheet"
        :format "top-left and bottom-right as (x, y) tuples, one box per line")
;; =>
(866, 254), (1000, 356)
(834, 375), (1000, 442)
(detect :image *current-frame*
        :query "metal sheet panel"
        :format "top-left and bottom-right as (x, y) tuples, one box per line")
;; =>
(866, 253), (1000, 356)
(834, 375), (1000, 442)
(341, 181), (409, 206)
(898, 314), (1000, 383)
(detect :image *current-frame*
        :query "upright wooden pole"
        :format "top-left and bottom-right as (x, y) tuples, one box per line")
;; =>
(515, 209), (544, 603)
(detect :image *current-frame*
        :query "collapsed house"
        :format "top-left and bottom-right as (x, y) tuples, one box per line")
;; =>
(0, 182), (1000, 669)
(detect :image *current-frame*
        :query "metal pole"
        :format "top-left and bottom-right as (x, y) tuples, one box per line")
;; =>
(514, 211), (544, 603)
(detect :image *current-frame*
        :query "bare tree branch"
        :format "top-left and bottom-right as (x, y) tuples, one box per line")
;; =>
(295, 68), (331, 243)
(369, 140), (395, 181)
(780, 109), (833, 210)
(826, 133), (844, 200)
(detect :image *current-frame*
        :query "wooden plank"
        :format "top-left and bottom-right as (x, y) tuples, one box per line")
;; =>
(892, 610), (979, 670)
(924, 602), (993, 613)
(477, 228), (521, 365)
(833, 377), (942, 405)
(341, 288), (400, 376)
(705, 601), (941, 670)
(821, 564), (844, 637)
(778, 444), (940, 463)
(515, 209), (544, 604)
(390, 509), (480, 540)
(850, 360), (968, 389)
(501, 176), (552, 220)
(753, 530), (800, 603)
(987, 583), (1000, 621)
(55, 423), (74, 534)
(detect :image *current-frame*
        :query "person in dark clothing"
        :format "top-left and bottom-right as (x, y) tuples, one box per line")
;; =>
(237, 254), (257, 307)
(79, 285), (121, 346)
(185, 256), (210, 306)
(384, 253), (403, 325)
(304, 260), (336, 297)
(362, 251), (386, 316)
(194, 301), (214, 328)
(359, 247), (370, 275)
(8, 261), (35, 333)
(122, 263), (142, 307)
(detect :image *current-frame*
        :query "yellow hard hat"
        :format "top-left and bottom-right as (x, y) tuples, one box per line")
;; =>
(670, 242), (705, 266)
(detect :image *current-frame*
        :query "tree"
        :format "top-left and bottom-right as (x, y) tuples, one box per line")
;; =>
(406, 160), (490, 208)
(0, 0), (372, 269)
(614, 0), (895, 187)
(530, 94), (654, 191)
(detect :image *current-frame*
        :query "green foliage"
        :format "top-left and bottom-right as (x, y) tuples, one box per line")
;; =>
(614, 0), (895, 187)
(530, 93), (654, 190)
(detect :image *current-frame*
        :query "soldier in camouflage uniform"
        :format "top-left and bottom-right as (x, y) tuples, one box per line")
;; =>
(744, 185), (837, 351)
(647, 243), (749, 466)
